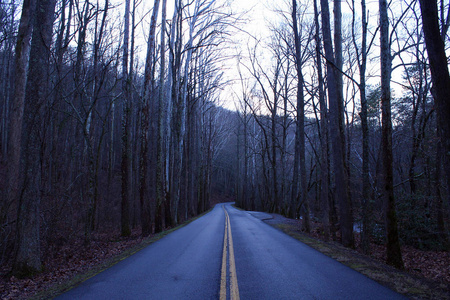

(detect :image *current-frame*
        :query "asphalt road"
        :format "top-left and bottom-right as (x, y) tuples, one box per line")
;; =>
(57, 203), (406, 299)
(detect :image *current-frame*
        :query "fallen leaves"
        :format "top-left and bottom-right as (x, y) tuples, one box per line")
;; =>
(0, 229), (146, 299)
(267, 214), (450, 285)
(402, 246), (450, 283)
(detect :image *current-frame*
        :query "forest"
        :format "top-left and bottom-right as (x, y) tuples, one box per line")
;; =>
(0, 0), (449, 288)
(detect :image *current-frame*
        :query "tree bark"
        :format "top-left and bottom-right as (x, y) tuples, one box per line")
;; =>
(155, 0), (168, 233)
(313, 0), (330, 239)
(121, 0), (132, 237)
(291, 0), (310, 232)
(418, 0), (450, 226)
(379, 0), (404, 269)
(360, 0), (371, 255)
(351, 0), (371, 254)
(13, 0), (56, 277)
(140, 0), (161, 236)
(4, 0), (36, 227)
(320, 0), (354, 248)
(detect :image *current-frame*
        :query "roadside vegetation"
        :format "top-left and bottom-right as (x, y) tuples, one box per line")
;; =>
(0, 209), (212, 299)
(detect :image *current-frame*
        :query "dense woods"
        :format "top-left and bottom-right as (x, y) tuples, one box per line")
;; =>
(232, 0), (450, 269)
(0, 0), (449, 279)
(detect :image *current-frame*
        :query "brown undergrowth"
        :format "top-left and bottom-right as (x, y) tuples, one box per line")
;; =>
(0, 209), (211, 300)
(1, 229), (149, 299)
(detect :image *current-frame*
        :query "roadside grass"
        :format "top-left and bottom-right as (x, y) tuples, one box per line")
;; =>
(273, 223), (449, 300)
(32, 209), (212, 300)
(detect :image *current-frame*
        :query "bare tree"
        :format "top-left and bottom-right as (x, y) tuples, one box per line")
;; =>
(140, 0), (161, 236)
(155, 0), (168, 233)
(419, 0), (450, 248)
(351, 0), (372, 254)
(320, 0), (354, 248)
(13, 0), (56, 277)
(291, 0), (310, 232)
(121, 0), (132, 237)
(3, 0), (36, 230)
(419, 0), (450, 210)
(313, 0), (330, 240)
(379, 0), (404, 269)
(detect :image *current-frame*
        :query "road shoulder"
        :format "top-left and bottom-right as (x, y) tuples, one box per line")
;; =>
(31, 208), (214, 300)
(259, 211), (449, 300)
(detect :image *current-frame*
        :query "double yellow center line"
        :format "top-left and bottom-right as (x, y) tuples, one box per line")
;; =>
(220, 205), (240, 300)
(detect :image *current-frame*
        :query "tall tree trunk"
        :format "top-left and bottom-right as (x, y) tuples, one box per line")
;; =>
(155, 0), (168, 233)
(281, 60), (289, 214)
(313, 0), (330, 239)
(83, 0), (109, 241)
(0, 3), (17, 158)
(291, 0), (310, 232)
(271, 86), (279, 214)
(320, 0), (354, 248)
(140, 0), (161, 236)
(334, 0), (353, 247)
(13, 0), (56, 277)
(166, 0), (179, 222)
(121, 0), (132, 237)
(360, 0), (371, 254)
(352, 0), (371, 254)
(435, 124), (448, 247)
(290, 6), (299, 218)
(236, 121), (242, 208)
(3, 0), (36, 224)
(172, 0), (196, 225)
(243, 108), (249, 211)
(379, 0), (404, 269)
(168, 0), (182, 224)
(360, 1), (372, 254)
(418, 0), (450, 227)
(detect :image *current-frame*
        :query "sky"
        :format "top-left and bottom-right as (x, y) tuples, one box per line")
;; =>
(221, 0), (417, 109)
(125, 0), (419, 112)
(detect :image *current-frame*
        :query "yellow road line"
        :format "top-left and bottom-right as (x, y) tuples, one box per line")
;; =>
(220, 205), (228, 300)
(220, 205), (240, 300)
(227, 208), (240, 300)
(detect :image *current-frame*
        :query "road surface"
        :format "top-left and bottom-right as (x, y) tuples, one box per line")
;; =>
(57, 203), (405, 299)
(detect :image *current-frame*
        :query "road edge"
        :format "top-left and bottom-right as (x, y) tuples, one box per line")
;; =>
(32, 208), (214, 300)
(267, 222), (449, 300)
